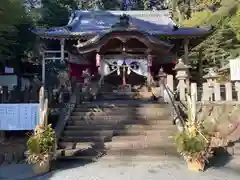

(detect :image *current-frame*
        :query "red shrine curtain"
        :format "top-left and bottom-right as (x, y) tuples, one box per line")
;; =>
(68, 63), (97, 82)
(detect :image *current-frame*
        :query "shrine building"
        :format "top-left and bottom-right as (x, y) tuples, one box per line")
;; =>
(32, 10), (213, 87)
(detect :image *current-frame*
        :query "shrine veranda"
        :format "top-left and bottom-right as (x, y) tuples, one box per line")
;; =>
(32, 10), (212, 91)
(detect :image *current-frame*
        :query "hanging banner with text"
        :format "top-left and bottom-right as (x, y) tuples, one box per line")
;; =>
(0, 104), (39, 130)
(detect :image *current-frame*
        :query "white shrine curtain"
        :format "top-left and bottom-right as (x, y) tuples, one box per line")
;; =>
(125, 59), (148, 77)
(99, 58), (148, 77)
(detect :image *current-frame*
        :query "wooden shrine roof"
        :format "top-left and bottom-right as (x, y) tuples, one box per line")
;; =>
(31, 10), (213, 40)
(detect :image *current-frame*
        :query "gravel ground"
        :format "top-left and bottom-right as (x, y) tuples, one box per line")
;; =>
(31, 156), (240, 180)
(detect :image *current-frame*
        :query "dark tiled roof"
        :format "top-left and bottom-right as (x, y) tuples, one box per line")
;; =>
(31, 10), (212, 38)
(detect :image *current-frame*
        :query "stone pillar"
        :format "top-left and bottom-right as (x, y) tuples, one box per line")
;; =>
(156, 67), (166, 97)
(166, 75), (174, 92)
(225, 82), (232, 101)
(203, 68), (220, 101)
(191, 83), (197, 122)
(174, 58), (190, 101)
(235, 82), (240, 101)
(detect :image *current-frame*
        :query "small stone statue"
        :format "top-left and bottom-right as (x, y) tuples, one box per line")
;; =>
(82, 68), (91, 85)
(81, 68), (91, 93)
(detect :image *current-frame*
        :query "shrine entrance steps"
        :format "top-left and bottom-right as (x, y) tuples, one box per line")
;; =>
(56, 100), (180, 161)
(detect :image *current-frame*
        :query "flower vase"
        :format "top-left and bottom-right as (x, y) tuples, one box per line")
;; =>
(187, 158), (205, 172)
(32, 159), (50, 176)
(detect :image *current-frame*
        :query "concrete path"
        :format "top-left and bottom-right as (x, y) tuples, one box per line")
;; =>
(0, 163), (35, 180)
(1, 155), (240, 180)
(31, 156), (240, 180)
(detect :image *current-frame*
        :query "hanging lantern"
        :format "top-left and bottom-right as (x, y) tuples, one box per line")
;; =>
(148, 54), (152, 66)
(96, 53), (101, 67)
(127, 66), (131, 75)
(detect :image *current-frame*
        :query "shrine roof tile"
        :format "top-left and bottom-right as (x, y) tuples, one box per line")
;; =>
(31, 10), (212, 38)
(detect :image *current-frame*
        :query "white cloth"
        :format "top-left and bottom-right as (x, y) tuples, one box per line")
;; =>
(99, 58), (148, 77)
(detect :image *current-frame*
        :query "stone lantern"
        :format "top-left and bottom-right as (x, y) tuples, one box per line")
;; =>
(173, 58), (190, 80)
(173, 58), (190, 100)
(203, 68), (219, 88)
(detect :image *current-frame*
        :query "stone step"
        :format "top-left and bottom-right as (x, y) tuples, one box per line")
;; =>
(111, 133), (174, 142)
(105, 146), (179, 157)
(105, 138), (175, 149)
(76, 102), (170, 109)
(68, 118), (173, 126)
(72, 110), (172, 116)
(65, 124), (117, 131)
(70, 115), (172, 122)
(60, 136), (112, 143)
(57, 142), (92, 150)
(63, 130), (114, 137)
(56, 145), (180, 160)
(62, 129), (174, 137)
(64, 124), (176, 131)
(74, 105), (171, 111)
(96, 96), (139, 101)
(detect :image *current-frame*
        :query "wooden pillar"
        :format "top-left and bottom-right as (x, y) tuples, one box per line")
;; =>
(184, 38), (189, 65)
(41, 51), (45, 86)
(60, 39), (65, 62)
(198, 49), (203, 83)
(184, 39), (190, 91)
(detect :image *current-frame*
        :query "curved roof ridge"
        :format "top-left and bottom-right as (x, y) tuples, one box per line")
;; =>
(32, 10), (213, 39)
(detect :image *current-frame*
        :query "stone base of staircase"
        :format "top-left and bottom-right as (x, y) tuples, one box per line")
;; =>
(57, 99), (179, 161)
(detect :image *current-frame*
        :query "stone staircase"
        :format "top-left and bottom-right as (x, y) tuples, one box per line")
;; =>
(57, 100), (179, 160)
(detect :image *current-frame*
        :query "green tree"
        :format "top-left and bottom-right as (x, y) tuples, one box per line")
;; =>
(178, 0), (240, 66)
(230, 5), (240, 40)
(0, 0), (34, 61)
(35, 0), (78, 27)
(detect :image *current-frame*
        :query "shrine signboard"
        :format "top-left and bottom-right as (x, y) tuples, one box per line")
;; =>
(0, 103), (39, 130)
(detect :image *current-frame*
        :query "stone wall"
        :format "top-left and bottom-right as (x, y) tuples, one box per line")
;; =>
(197, 104), (240, 142)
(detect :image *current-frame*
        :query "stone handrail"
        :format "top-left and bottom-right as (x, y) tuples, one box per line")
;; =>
(54, 83), (80, 142)
(163, 84), (185, 130)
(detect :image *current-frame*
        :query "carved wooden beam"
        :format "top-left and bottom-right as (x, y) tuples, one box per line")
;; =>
(75, 32), (173, 54)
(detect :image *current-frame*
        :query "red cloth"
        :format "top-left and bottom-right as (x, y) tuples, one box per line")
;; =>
(68, 63), (97, 82)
